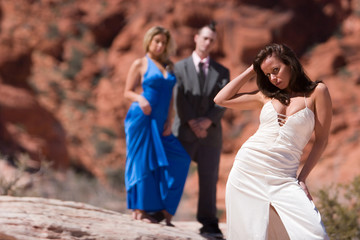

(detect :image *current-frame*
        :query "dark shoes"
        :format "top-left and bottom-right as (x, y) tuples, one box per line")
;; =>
(200, 223), (224, 239)
(148, 211), (175, 227)
(148, 211), (165, 222)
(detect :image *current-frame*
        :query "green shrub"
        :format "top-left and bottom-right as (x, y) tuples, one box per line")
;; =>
(63, 47), (84, 80)
(316, 176), (360, 240)
(0, 154), (32, 196)
(46, 23), (60, 39)
(91, 126), (118, 158)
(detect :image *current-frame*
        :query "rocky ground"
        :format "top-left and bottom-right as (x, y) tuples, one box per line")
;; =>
(0, 196), (292, 240)
(0, 196), (225, 240)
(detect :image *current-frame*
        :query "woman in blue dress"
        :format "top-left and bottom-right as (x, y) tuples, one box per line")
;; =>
(124, 26), (191, 226)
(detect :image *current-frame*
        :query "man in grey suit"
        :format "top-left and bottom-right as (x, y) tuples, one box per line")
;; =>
(172, 22), (229, 239)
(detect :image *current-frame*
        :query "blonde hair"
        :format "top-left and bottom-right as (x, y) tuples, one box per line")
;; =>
(143, 26), (176, 63)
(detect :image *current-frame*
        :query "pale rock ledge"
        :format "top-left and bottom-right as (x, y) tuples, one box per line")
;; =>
(0, 196), (222, 240)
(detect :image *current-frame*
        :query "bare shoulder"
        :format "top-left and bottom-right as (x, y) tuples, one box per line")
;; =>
(132, 57), (146, 68)
(130, 57), (147, 74)
(313, 82), (331, 99)
(312, 82), (332, 112)
(315, 82), (329, 92)
(251, 91), (268, 108)
(258, 91), (269, 104)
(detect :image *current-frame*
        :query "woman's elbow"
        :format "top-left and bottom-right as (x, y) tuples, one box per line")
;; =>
(325, 137), (330, 148)
(213, 96), (224, 107)
(321, 138), (329, 150)
(123, 91), (133, 102)
(315, 136), (329, 152)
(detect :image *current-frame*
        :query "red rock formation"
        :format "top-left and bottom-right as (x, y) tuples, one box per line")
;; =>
(0, 83), (69, 169)
(0, 1), (358, 220)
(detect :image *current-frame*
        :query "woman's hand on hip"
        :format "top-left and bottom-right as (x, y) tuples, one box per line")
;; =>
(138, 95), (152, 115)
(298, 180), (313, 200)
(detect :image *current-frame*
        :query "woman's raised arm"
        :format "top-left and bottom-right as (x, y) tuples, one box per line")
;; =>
(214, 65), (264, 110)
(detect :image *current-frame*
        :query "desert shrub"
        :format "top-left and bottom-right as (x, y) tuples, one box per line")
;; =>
(0, 154), (32, 196)
(91, 126), (117, 158)
(0, 156), (126, 212)
(316, 176), (360, 240)
(46, 23), (60, 39)
(63, 47), (84, 80)
(105, 167), (125, 190)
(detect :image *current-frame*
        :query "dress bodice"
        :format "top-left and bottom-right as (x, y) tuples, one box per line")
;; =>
(142, 56), (176, 114)
(237, 99), (315, 176)
(257, 100), (314, 150)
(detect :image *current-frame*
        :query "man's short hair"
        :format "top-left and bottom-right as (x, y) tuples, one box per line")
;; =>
(198, 20), (217, 34)
(208, 20), (217, 32)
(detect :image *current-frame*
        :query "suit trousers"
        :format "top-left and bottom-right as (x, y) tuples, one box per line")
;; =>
(181, 140), (221, 226)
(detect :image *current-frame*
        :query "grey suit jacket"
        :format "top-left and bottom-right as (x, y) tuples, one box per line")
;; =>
(172, 56), (230, 147)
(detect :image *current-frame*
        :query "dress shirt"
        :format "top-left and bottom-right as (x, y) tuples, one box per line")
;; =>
(192, 51), (209, 77)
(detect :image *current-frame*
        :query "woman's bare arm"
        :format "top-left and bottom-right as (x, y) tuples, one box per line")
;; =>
(297, 83), (332, 198)
(124, 58), (152, 115)
(214, 65), (264, 110)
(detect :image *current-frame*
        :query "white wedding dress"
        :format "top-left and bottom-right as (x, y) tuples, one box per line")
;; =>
(226, 98), (329, 240)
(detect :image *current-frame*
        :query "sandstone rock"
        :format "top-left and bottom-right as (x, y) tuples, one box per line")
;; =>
(0, 195), (294, 240)
(0, 196), (211, 240)
(0, 84), (69, 169)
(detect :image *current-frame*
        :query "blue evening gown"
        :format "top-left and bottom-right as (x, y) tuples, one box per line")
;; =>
(124, 55), (191, 215)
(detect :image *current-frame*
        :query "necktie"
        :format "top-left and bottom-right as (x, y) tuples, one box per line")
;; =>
(198, 62), (205, 91)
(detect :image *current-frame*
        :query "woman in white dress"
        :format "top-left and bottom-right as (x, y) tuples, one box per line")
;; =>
(214, 43), (331, 239)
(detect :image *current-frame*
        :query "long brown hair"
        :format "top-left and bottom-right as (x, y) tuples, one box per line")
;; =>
(253, 43), (319, 105)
